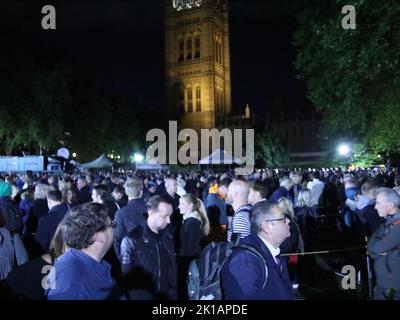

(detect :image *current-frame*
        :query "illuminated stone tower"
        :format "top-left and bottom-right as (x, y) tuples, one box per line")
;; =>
(165, 0), (232, 131)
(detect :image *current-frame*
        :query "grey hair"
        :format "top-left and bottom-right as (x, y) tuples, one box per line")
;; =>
(34, 184), (49, 200)
(393, 186), (400, 197)
(376, 187), (400, 208)
(251, 201), (280, 234)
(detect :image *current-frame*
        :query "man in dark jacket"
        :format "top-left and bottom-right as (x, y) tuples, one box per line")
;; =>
(204, 179), (230, 241)
(120, 195), (177, 300)
(355, 181), (382, 238)
(221, 201), (293, 300)
(113, 178), (147, 259)
(368, 188), (400, 299)
(35, 190), (67, 253)
(269, 178), (294, 205)
(162, 178), (181, 252)
(76, 177), (92, 204)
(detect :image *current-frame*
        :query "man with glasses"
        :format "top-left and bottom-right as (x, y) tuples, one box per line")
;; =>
(221, 201), (293, 300)
(368, 188), (400, 300)
(47, 203), (117, 300)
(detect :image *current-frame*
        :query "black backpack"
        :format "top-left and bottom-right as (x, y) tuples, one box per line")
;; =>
(187, 241), (268, 300)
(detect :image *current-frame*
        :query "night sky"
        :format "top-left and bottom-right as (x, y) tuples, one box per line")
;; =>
(0, 0), (316, 117)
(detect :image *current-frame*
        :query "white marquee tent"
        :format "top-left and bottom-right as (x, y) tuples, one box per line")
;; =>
(199, 149), (242, 165)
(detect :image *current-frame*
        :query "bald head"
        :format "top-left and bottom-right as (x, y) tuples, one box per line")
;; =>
(165, 178), (178, 196)
(226, 180), (250, 210)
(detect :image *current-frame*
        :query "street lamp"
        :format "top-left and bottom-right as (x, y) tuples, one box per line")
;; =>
(133, 153), (144, 163)
(337, 143), (351, 170)
(337, 144), (351, 157)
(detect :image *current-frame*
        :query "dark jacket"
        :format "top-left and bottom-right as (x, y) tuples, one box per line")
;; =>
(6, 256), (51, 300)
(0, 197), (22, 234)
(32, 199), (49, 219)
(367, 213), (400, 297)
(294, 206), (317, 249)
(221, 233), (293, 300)
(269, 187), (293, 204)
(280, 219), (303, 254)
(77, 185), (91, 204)
(355, 202), (382, 238)
(179, 216), (204, 259)
(113, 198), (147, 259)
(120, 223), (177, 300)
(162, 192), (181, 252)
(204, 193), (229, 225)
(35, 204), (68, 253)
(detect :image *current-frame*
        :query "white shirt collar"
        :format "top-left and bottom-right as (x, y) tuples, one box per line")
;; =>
(257, 235), (280, 263)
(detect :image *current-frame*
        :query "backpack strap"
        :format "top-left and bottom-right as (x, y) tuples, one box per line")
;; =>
(234, 244), (269, 289)
(205, 242), (233, 285)
(203, 242), (215, 286)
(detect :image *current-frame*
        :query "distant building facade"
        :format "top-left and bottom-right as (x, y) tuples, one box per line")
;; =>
(165, 0), (232, 131)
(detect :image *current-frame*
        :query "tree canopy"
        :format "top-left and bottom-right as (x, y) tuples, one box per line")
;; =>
(293, 0), (400, 154)
(0, 41), (151, 161)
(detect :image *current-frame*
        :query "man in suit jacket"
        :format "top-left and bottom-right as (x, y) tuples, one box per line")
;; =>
(35, 190), (68, 253)
(221, 201), (293, 300)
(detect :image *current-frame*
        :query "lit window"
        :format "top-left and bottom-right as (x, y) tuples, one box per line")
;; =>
(187, 86), (193, 112)
(196, 86), (201, 111)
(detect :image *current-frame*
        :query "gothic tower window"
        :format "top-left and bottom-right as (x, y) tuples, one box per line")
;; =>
(195, 85), (201, 111)
(186, 37), (192, 60)
(178, 38), (184, 62)
(187, 86), (193, 112)
(195, 35), (201, 59)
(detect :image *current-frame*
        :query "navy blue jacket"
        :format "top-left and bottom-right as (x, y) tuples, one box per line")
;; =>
(113, 199), (147, 259)
(355, 204), (382, 237)
(204, 193), (229, 225)
(269, 187), (293, 204)
(35, 204), (68, 252)
(221, 233), (293, 300)
(77, 185), (92, 204)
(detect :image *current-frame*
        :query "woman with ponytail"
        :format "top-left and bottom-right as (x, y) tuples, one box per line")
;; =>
(177, 193), (210, 298)
(178, 193), (210, 259)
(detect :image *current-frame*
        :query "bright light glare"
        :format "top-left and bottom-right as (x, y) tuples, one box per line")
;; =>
(338, 144), (351, 156)
(134, 153), (144, 163)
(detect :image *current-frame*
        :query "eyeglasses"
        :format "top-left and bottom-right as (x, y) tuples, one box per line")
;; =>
(264, 216), (287, 224)
(106, 221), (117, 229)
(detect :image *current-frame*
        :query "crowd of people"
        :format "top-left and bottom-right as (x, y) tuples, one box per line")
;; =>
(0, 166), (399, 300)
